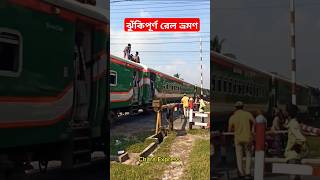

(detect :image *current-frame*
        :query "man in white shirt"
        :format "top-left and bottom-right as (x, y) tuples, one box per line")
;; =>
(123, 43), (131, 59)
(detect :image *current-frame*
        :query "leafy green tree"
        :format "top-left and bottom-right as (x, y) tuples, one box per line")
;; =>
(211, 35), (225, 53)
(173, 73), (180, 79)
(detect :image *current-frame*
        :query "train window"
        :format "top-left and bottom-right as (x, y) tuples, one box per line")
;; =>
(223, 80), (227, 93)
(218, 79), (222, 92)
(0, 29), (22, 77)
(251, 84), (254, 96)
(110, 71), (117, 86)
(228, 80), (232, 93)
(252, 86), (255, 96)
(245, 84), (248, 95)
(233, 80), (237, 94)
(241, 83), (245, 95)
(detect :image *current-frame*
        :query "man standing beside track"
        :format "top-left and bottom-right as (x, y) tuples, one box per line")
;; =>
(181, 94), (189, 119)
(228, 101), (255, 179)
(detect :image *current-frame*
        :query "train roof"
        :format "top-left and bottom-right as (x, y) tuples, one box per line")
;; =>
(110, 54), (147, 70)
(110, 54), (194, 85)
(43, 0), (108, 23)
(148, 67), (194, 85)
(211, 51), (308, 88)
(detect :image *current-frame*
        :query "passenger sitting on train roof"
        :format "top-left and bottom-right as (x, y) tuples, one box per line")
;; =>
(133, 51), (140, 63)
(128, 54), (134, 61)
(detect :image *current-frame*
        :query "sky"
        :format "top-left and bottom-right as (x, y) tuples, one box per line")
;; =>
(212, 0), (320, 88)
(110, 0), (210, 89)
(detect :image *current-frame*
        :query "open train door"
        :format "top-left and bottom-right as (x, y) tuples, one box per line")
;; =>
(62, 21), (94, 169)
(72, 22), (93, 125)
(129, 70), (140, 114)
(150, 73), (156, 100)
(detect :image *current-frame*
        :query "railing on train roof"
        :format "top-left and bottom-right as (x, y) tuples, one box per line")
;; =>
(110, 54), (197, 86)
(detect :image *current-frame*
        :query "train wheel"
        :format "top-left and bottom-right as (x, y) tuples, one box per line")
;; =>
(38, 160), (48, 173)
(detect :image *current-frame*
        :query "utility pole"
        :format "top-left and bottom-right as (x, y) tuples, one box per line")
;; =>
(200, 37), (203, 95)
(290, 0), (297, 105)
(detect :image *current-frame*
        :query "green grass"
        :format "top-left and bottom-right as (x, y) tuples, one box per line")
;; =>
(306, 136), (320, 158)
(110, 132), (177, 180)
(110, 131), (154, 156)
(183, 139), (210, 180)
(187, 129), (210, 136)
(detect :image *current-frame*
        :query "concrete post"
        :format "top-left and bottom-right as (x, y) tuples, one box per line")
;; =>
(254, 117), (266, 180)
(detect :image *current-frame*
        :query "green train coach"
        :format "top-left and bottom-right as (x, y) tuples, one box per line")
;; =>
(0, 0), (108, 173)
(110, 55), (206, 118)
(211, 51), (317, 124)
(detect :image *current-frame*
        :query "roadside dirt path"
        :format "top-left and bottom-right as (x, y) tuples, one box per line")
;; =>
(161, 115), (209, 180)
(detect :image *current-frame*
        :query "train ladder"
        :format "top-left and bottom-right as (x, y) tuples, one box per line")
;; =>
(71, 123), (92, 168)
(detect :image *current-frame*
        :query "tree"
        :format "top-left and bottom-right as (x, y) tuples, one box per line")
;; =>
(211, 35), (225, 53)
(173, 73), (180, 79)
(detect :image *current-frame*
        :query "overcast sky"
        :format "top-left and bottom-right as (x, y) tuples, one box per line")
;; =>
(212, 0), (320, 88)
(110, 0), (210, 89)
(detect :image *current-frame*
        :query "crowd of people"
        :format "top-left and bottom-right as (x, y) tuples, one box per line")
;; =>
(181, 94), (207, 118)
(123, 43), (140, 63)
(227, 102), (307, 180)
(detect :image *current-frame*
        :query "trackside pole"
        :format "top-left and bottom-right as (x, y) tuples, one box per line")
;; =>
(254, 117), (266, 180)
(155, 110), (161, 134)
(189, 107), (193, 123)
(189, 101), (194, 129)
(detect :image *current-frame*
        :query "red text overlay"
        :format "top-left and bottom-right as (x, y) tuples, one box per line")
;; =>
(124, 18), (200, 32)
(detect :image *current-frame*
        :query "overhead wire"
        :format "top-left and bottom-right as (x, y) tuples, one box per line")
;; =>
(110, 41), (209, 45)
(110, 50), (210, 53)
(111, 1), (209, 6)
(111, 3), (209, 10)
(111, 8), (209, 13)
